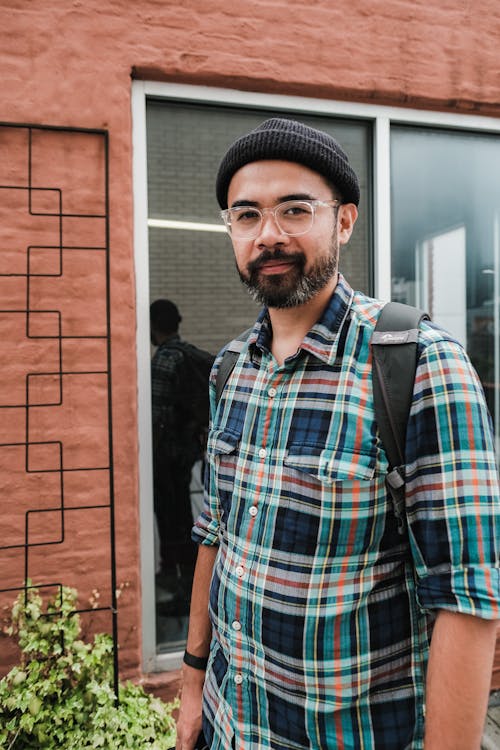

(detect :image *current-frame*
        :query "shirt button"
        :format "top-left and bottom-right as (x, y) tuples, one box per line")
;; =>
(232, 620), (242, 631)
(235, 565), (245, 578)
(234, 673), (243, 685)
(268, 387), (277, 398)
(258, 448), (266, 459)
(249, 505), (258, 517)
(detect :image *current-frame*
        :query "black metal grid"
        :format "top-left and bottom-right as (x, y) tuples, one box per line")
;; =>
(0, 122), (117, 694)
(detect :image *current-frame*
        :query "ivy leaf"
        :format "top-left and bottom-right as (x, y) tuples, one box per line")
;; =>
(0, 584), (179, 748)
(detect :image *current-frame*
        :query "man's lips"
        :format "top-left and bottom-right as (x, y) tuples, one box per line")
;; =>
(247, 250), (305, 278)
(256, 258), (297, 275)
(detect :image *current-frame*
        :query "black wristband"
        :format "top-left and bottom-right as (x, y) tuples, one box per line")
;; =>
(183, 650), (208, 670)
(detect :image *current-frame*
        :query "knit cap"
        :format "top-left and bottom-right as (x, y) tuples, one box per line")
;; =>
(216, 117), (360, 208)
(150, 299), (181, 332)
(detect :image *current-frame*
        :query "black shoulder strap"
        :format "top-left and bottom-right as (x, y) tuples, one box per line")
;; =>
(371, 301), (429, 532)
(371, 302), (429, 470)
(215, 328), (252, 405)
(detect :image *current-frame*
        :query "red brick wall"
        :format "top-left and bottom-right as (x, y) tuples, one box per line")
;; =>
(1, 0), (499, 687)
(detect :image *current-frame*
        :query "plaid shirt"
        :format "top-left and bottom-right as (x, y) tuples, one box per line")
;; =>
(193, 275), (500, 750)
(151, 334), (185, 424)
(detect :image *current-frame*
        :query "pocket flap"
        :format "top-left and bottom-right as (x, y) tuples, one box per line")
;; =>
(207, 428), (240, 456)
(285, 443), (375, 483)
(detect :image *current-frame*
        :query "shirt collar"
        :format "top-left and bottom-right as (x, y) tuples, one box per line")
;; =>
(247, 274), (354, 366)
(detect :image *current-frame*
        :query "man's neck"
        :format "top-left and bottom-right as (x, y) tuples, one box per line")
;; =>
(155, 331), (178, 346)
(268, 275), (337, 366)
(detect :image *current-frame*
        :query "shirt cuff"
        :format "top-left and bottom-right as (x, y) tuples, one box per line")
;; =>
(191, 513), (220, 547)
(416, 566), (500, 620)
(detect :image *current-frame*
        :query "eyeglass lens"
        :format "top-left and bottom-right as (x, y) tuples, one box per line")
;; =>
(228, 200), (316, 239)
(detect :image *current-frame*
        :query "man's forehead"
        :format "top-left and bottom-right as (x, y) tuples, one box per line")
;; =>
(227, 160), (333, 202)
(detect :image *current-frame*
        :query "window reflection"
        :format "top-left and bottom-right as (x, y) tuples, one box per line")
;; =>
(391, 126), (500, 459)
(146, 101), (373, 654)
(150, 298), (214, 653)
(415, 224), (467, 345)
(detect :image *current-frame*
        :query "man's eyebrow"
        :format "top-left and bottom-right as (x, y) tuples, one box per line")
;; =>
(229, 193), (316, 209)
(229, 200), (259, 209)
(278, 193), (316, 202)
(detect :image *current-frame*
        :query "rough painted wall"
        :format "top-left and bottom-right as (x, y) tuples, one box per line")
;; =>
(0, 0), (499, 689)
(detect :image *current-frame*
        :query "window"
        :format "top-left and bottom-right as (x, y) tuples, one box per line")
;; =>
(145, 99), (372, 657)
(146, 100), (373, 354)
(133, 83), (500, 670)
(391, 126), (500, 453)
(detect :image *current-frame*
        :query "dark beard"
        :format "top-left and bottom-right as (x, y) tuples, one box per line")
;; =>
(237, 244), (338, 309)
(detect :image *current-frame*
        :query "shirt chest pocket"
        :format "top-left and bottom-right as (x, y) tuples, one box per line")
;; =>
(277, 444), (385, 557)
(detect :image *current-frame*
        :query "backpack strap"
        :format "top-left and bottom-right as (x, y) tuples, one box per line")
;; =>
(215, 328), (252, 405)
(370, 301), (430, 533)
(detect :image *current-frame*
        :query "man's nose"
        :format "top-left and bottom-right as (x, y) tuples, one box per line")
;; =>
(256, 209), (287, 243)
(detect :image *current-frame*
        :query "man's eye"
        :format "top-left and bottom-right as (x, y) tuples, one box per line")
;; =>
(234, 209), (260, 222)
(282, 203), (311, 216)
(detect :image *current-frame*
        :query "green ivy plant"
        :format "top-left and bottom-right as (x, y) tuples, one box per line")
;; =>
(0, 584), (178, 749)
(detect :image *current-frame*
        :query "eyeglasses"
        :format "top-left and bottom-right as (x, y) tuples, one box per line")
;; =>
(220, 199), (340, 240)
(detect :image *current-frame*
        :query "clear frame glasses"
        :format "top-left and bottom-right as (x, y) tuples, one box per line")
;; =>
(220, 199), (340, 240)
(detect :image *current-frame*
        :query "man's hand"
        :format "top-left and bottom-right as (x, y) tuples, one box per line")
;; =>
(175, 665), (205, 750)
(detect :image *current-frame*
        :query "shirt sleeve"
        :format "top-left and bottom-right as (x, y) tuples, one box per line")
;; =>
(191, 359), (222, 547)
(405, 335), (500, 619)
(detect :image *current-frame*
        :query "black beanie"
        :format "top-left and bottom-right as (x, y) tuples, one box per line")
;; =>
(216, 117), (360, 209)
(150, 299), (181, 333)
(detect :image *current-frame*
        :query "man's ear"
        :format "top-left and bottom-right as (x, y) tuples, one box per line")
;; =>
(337, 203), (358, 245)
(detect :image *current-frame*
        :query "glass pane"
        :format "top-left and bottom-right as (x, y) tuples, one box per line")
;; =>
(391, 126), (500, 461)
(146, 100), (373, 654)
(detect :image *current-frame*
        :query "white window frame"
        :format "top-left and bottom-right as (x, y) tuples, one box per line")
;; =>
(132, 80), (500, 673)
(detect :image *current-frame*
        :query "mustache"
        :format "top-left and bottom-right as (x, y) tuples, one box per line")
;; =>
(247, 248), (306, 274)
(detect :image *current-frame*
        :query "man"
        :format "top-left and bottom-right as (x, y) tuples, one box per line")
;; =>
(176, 119), (500, 749)
(150, 299), (202, 581)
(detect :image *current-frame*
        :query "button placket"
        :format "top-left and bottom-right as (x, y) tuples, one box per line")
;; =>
(231, 368), (281, 695)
